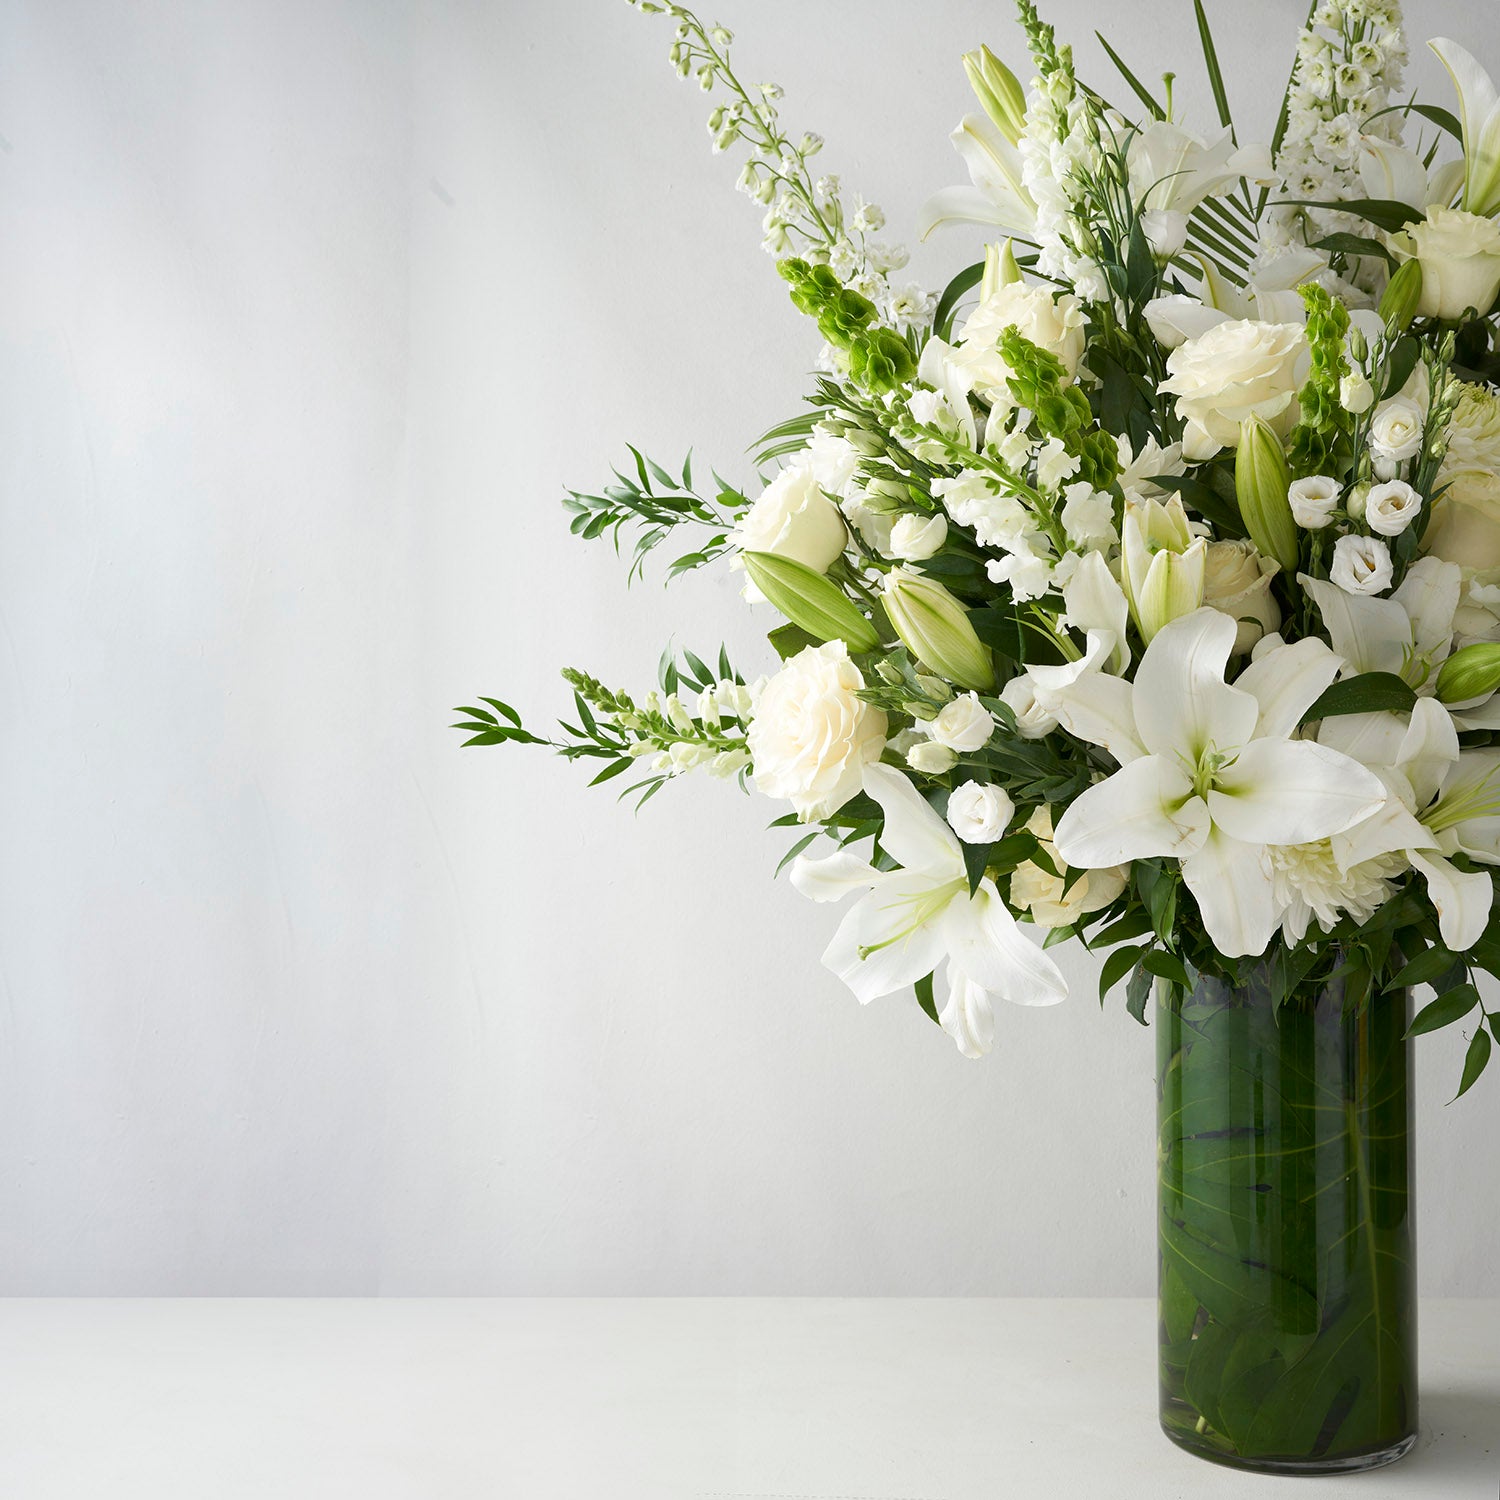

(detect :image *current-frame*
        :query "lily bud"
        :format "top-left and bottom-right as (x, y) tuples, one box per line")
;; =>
(962, 45), (1027, 146)
(1436, 642), (1500, 704)
(1121, 496), (1207, 641)
(882, 568), (995, 691)
(1235, 416), (1300, 572)
(1380, 257), (1424, 332)
(980, 238), (1024, 300)
(742, 552), (880, 654)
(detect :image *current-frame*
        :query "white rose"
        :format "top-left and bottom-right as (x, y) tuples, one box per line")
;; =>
(946, 781), (1015, 844)
(888, 512), (948, 561)
(928, 692), (995, 753)
(733, 462), (848, 574)
(952, 282), (1086, 395)
(1330, 533), (1394, 595)
(1009, 808), (1128, 929)
(1367, 397), (1424, 469)
(1160, 319), (1307, 461)
(747, 642), (887, 820)
(999, 675), (1059, 739)
(1202, 539), (1281, 653)
(1394, 206), (1500, 320)
(1364, 479), (1424, 537)
(907, 739), (958, 774)
(1423, 470), (1500, 574)
(1289, 474), (1341, 528)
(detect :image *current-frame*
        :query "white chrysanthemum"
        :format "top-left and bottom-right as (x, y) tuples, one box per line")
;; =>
(1268, 839), (1408, 943)
(1442, 383), (1500, 479)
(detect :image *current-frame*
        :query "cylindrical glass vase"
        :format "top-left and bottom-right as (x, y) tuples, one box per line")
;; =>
(1157, 960), (1418, 1474)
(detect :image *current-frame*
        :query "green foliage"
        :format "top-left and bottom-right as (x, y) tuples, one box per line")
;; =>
(999, 328), (1119, 489)
(1286, 284), (1351, 477)
(562, 448), (746, 583)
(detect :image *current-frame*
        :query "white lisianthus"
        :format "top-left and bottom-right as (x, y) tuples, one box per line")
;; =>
(1009, 807), (1128, 929)
(747, 642), (887, 821)
(1289, 474), (1341, 528)
(927, 691), (995, 753)
(1160, 319), (1307, 460)
(953, 281), (1086, 394)
(888, 512), (949, 561)
(1424, 470), (1500, 573)
(908, 740), (958, 774)
(1202, 539), (1282, 653)
(1339, 371), (1375, 413)
(999, 674), (1059, 739)
(1330, 532), (1394, 595)
(1393, 206), (1500, 320)
(1367, 397), (1424, 475)
(733, 463), (848, 575)
(946, 781), (1014, 843)
(1364, 479), (1424, 537)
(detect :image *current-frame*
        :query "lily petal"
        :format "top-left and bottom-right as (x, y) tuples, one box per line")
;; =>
(789, 850), (881, 903)
(1131, 608), (1258, 759)
(1208, 739), (1388, 844)
(1231, 635), (1344, 741)
(1393, 557), (1460, 658)
(937, 967), (995, 1058)
(1317, 710), (1411, 768)
(1395, 696), (1460, 810)
(1181, 827), (1281, 958)
(862, 763), (962, 878)
(1052, 755), (1209, 867)
(939, 879), (1068, 1006)
(1410, 849), (1493, 952)
(821, 876), (950, 1005)
(1300, 575), (1412, 677)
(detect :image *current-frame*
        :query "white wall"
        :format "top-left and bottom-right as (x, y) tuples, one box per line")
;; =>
(1, 0), (1496, 1296)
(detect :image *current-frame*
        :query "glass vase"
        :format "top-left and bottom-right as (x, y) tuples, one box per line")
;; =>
(1156, 959), (1418, 1474)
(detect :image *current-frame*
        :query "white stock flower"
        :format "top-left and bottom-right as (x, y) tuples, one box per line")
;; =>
(1160, 319), (1307, 461)
(1289, 474), (1341, 528)
(790, 764), (1068, 1059)
(1364, 479), (1424, 536)
(888, 512), (949, 561)
(1046, 609), (1387, 957)
(927, 692), (995, 753)
(1009, 807), (1128, 930)
(1330, 533), (1394, 595)
(733, 463), (848, 575)
(748, 642), (887, 821)
(1202, 539), (1281, 653)
(946, 781), (1014, 844)
(1000, 674), (1059, 739)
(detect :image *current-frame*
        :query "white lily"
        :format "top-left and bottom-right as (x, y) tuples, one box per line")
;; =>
(1321, 697), (1497, 950)
(1047, 609), (1389, 957)
(1431, 37), (1500, 219)
(1125, 122), (1267, 259)
(790, 763), (1067, 1058)
(918, 113), (1038, 241)
(1358, 134), (1465, 214)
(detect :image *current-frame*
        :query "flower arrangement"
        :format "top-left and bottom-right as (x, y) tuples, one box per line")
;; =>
(459, 0), (1500, 1098)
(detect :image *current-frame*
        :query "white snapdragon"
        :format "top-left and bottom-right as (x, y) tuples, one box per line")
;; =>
(1289, 474), (1341, 528)
(1330, 533), (1394, 594)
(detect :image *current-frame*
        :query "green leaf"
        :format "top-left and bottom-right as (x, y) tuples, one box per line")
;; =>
(1100, 943), (1146, 1004)
(1275, 197), (1421, 233)
(1405, 984), (1479, 1036)
(1125, 962), (1153, 1027)
(1311, 232), (1396, 270)
(1454, 1025), (1492, 1100)
(1143, 950), (1192, 989)
(1382, 336), (1421, 400)
(1192, 0), (1234, 133)
(933, 261), (984, 341)
(962, 838), (992, 897)
(774, 831), (820, 876)
(1301, 672), (1417, 724)
(1364, 100), (1461, 141)
(478, 697), (522, 727)
(767, 622), (819, 660)
(588, 758), (634, 786)
(1089, 909), (1155, 949)
(1094, 32), (1166, 120)
(1389, 944), (1459, 989)
(914, 972), (941, 1027)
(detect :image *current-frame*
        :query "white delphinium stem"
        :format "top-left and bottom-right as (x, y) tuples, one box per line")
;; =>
(1259, 0), (1409, 299)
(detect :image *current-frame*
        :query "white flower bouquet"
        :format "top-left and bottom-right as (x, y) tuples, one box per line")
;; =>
(460, 0), (1500, 1097)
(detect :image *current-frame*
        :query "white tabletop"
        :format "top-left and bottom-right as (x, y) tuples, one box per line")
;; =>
(0, 1298), (1492, 1498)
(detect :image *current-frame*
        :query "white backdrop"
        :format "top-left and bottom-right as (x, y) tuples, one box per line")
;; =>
(2, 0), (1497, 1296)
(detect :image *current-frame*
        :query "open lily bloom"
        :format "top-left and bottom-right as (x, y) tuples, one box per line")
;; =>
(790, 763), (1067, 1057)
(918, 112), (1037, 241)
(1044, 609), (1389, 957)
(1431, 36), (1500, 218)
